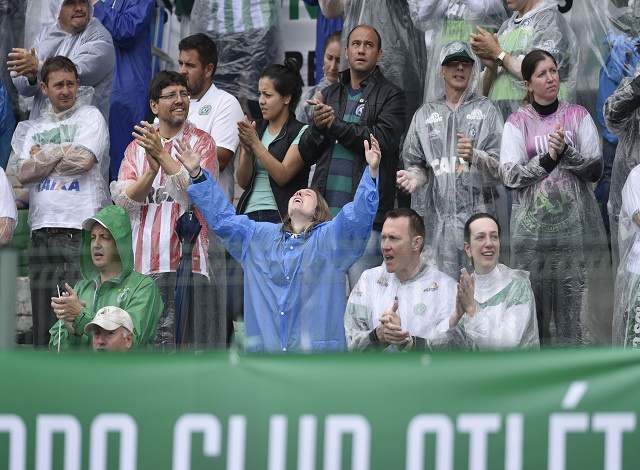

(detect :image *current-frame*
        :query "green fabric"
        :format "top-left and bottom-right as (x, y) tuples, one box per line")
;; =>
(49, 205), (163, 350)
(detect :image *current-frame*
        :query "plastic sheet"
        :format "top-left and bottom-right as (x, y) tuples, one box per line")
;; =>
(295, 76), (332, 125)
(336, 0), (427, 113)
(407, 0), (507, 103)
(461, 264), (539, 349)
(0, 166), (17, 245)
(13, 0), (115, 121)
(482, 0), (578, 120)
(0, 0), (25, 111)
(614, 163), (640, 348)
(9, 87), (111, 232)
(400, 42), (505, 279)
(500, 101), (612, 346)
(190, 0), (284, 102)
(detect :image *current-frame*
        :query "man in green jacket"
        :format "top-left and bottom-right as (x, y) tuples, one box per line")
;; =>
(49, 205), (163, 349)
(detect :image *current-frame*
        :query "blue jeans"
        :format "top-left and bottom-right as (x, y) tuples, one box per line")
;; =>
(347, 229), (382, 289)
(29, 229), (81, 347)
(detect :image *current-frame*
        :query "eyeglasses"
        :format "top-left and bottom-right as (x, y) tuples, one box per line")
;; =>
(444, 60), (473, 68)
(157, 91), (189, 101)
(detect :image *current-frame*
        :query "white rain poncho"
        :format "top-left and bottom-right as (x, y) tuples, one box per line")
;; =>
(295, 76), (332, 125)
(12, 0), (114, 121)
(9, 87), (111, 232)
(401, 42), (506, 278)
(0, 166), (17, 245)
(190, 0), (283, 102)
(344, 264), (458, 351)
(488, 0), (578, 120)
(337, 0), (427, 111)
(407, 0), (507, 102)
(500, 100), (612, 346)
(461, 264), (539, 349)
(604, 73), (640, 274)
(613, 164), (640, 348)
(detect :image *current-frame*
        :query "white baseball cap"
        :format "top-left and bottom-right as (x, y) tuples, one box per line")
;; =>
(84, 306), (134, 335)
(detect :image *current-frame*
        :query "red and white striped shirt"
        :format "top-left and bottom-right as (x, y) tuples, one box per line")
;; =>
(118, 122), (218, 276)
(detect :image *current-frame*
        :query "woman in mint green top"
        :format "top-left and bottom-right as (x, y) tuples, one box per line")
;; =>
(236, 58), (310, 222)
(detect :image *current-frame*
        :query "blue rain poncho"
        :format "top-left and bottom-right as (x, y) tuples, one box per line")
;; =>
(92, 0), (155, 180)
(12, 0), (115, 122)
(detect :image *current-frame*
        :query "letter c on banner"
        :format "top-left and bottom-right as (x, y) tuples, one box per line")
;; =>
(172, 414), (222, 469)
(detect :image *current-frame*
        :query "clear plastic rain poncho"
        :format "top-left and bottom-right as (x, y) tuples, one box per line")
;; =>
(401, 42), (506, 279)
(614, 164), (640, 348)
(12, 0), (115, 121)
(190, 0), (283, 102)
(500, 100), (612, 346)
(604, 73), (640, 274)
(9, 86), (111, 231)
(338, 0), (427, 111)
(488, 0), (578, 120)
(407, 0), (507, 103)
(0, 0), (25, 111)
(461, 264), (539, 349)
(0, 166), (17, 244)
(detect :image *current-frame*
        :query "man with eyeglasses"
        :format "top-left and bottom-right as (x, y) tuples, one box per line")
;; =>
(111, 70), (220, 350)
(396, 41), (506, 279)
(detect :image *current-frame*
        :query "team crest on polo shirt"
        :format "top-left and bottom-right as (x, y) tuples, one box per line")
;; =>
(199, 105), (212, 116)
(414, 303), (427, 316)
(376, 277), (388, 287)
(424, 282), (439, 292)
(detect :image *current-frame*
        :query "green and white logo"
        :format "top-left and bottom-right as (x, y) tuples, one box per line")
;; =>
(199, 105), (212, 116)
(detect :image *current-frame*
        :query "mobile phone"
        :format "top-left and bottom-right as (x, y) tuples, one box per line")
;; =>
(57, 284), (67, 297)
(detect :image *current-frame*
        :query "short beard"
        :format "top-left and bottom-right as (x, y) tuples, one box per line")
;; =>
(168, 115), (186, 128)
(187, 76), (205, 98)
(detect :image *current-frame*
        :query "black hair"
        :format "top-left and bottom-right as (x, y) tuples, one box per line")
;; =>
(148, 70), (188, 102)
(41, 55), (78, 85)
(384, 207), (425, 251)
(347, 24), (382, 51)
(260, 58), (304, 111)
(463, 213), (501, 245)
(179, 33), (218, 74)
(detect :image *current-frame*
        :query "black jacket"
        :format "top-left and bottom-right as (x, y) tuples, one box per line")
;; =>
(236, 114), (309, 219)
(300, 66), (406, 228)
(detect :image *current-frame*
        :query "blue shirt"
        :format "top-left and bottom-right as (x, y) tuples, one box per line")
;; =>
(188, 168), (379, 353)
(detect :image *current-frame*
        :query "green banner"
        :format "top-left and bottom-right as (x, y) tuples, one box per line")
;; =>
(1, 348), (639, 469)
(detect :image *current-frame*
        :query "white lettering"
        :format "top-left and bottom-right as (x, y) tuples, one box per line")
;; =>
(406, 414), (454, 470)
(457, 414), (501, 470)
(535, 135), (549, 156)
(298, 415), (318, 470)
(228, 415), (247, 470)
(505, 414), (524, 470)
(268, 415), (288, 470)
(548, 412), (589, 470)
(89, 414), (137, 470)
(323, 415), (370, 470)
(0, 414), (26, 470)
(172, 414), (221, 470)
(592, 413), (636, 470)
(35, 415), (81, 470)
(425, 113), (443, 124)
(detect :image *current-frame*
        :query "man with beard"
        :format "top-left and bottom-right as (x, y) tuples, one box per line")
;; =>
(111, 70), (222, 350)
(178, 33), (244, 203)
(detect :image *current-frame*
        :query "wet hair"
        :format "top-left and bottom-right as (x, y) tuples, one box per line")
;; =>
(148, 70), (188, 102)
(260, 58), (304, 111)
(347, 24), (382, 51)
(384, 208), (425, 251)
(325, 30), (342, 50)
(179, 33), (218, 74)
(41, 56), (78, 85)
(521, 49), (557, 105)
(463, 213), (501, 245)
(281, 187), (332, 238)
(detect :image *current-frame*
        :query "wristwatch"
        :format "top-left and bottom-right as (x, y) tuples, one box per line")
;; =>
(495, 51), (507, 67)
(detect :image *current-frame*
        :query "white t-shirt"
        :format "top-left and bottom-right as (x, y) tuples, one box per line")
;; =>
(188, 83), (244, 201)
(13, 105), (110, 231)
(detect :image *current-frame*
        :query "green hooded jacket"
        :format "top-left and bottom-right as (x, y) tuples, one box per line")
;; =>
(49, 205), (163, 349)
